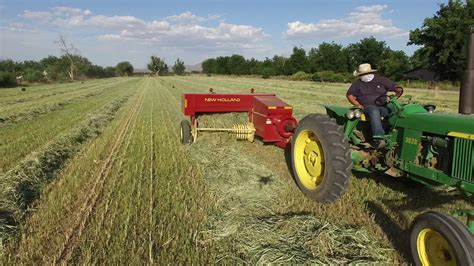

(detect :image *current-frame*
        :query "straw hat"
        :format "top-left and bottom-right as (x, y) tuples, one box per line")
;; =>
(353, 63), (377, 76)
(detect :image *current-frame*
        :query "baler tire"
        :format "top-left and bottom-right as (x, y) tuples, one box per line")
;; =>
(180, 120), (192, 144)
(409, 211), (474, 266)
(291, 114), (351, 203)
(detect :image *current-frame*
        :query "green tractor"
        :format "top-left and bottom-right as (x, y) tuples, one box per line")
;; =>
(291, 32), (474, 265)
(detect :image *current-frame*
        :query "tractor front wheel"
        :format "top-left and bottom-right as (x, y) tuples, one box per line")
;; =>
(180, 120), (192, 144)
(291, 114), (352, 203)
(410, 211), (474, 266)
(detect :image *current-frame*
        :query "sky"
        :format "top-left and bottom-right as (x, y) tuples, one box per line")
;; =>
(0, 0), (448, 68)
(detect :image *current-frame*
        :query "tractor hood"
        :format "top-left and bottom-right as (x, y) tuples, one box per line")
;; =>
(398, 112), (474, 136)
(325, 105), (474, 137)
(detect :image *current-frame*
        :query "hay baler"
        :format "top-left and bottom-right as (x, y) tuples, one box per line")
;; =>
(180, 90), (297, 148)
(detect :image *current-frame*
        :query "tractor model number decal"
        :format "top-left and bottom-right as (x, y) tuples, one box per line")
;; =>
(204, 97), (241, 103)
(405, 137), (418, 145)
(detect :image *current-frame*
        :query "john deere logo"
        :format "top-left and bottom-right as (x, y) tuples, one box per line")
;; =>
(205, 97), (241, 103)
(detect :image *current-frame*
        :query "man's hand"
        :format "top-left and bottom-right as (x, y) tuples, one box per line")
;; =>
(355, 104), (364, 109)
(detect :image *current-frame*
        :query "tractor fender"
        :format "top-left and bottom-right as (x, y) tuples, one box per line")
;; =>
(324, 105), (350, 126)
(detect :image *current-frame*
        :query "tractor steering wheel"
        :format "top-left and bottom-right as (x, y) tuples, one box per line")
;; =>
(374, 87), (404, 106)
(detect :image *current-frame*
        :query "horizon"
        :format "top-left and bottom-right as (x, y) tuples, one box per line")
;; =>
(0, 0), (447, 68)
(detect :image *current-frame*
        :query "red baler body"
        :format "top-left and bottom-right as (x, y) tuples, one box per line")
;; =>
(182, 92), (297, 148)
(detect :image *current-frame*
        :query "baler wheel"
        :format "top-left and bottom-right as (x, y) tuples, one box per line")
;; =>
(180, 120), (192, 144)
(291, 114), (351, 203)
(410, 211), (474, 266)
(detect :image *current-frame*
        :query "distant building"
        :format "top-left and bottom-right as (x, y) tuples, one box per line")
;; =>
(404, 68), (436, 81)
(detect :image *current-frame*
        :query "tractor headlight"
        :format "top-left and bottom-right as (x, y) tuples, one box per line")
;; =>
(346, 110), (355, 119)
(354, 109), (362, 118)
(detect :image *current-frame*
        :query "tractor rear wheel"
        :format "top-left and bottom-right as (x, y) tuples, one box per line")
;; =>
(291, 114), (351, 203)
(180, 120), (192, 144)
(410, 211), (474, 266)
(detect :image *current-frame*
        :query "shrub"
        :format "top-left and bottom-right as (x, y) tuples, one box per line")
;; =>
(0, 71), (17, 87)
(23, 68), (44, 82)
(312, 71), (354, 83)
(261, 67), (276, 79)
(291, 71), (312, 81)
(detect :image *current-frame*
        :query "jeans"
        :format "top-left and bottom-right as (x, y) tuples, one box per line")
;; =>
(364, 105), (392, 138)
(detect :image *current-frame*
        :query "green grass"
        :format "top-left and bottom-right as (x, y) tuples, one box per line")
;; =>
(0, 78), (138, 173)
(0, 76), (472, 264)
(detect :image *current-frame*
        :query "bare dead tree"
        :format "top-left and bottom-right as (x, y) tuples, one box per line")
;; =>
(56, 34), (79, 80)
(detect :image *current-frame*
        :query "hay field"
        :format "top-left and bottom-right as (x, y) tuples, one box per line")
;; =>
(0, 76), (471, 264)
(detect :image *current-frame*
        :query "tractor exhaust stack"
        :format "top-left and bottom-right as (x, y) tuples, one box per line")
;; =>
(459, 26), (474, 114)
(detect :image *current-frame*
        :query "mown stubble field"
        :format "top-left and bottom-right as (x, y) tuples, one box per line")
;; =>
(0, 76), (471, 264)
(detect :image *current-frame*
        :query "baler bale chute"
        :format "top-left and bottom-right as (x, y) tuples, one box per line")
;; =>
(180, 89), (298, 148)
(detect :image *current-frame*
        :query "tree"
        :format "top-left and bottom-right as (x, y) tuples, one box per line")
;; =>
(410, 48), (431, 69)
(379, 50), (410, 80)
(408, 0), (474, 81)
(247, 58), (261, 75)
(228, 54), (247, 75)
(215, 56), (230, 74)
(347, 37), (389, 70)
(308, 42), (349, 73)
(172, 58), (185, 75)
(23, 68), (43, 82)
(116, 61), (134, 76)
(147, 56), (167, 76)
(0, 71), (16, 87)
(272, 55), (291, 75)
(202, 58), (217, 74)
(289, 47), (309, 74)
(56, 34), (80, 80)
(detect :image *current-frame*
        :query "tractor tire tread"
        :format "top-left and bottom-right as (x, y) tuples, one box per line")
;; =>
(291, 114), (352, 203)
(409, 211), (474, 266)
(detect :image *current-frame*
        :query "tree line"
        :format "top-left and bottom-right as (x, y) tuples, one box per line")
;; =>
(203, 0), (474, 82)
(0, 56), (112, 87)
(202, 37), (409, 82)
(0, 54), (188, 87)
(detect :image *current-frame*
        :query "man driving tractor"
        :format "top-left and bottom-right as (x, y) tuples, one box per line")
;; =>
(346, 63), (403, 147)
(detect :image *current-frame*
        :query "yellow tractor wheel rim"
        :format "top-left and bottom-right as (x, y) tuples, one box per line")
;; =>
(294, 130), (325, 190)
(417, 228), (456, 266)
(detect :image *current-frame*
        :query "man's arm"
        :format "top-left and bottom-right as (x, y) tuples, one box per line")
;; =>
(346, 83), (363, 109)
(393, 85), (403, 97)
(383, 77), (403, 97)
(347, 95), (364, 109)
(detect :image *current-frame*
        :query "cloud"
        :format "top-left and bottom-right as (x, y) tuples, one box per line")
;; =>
(355, 4), (388, 13)
(2, 22), (37, 33)
(284, 5), (407, 39)
(52, 6), (84, 17)
(165, 11), (204, 22)
(19, 7), (269, 52)
(21, 10), (51, 21)
(164, 11), (220, 23)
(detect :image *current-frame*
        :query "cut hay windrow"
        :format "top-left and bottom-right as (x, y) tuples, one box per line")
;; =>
(0, 78), (134, 126)
(0, 92), (100, 126)
(0, 95), (130, 239)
